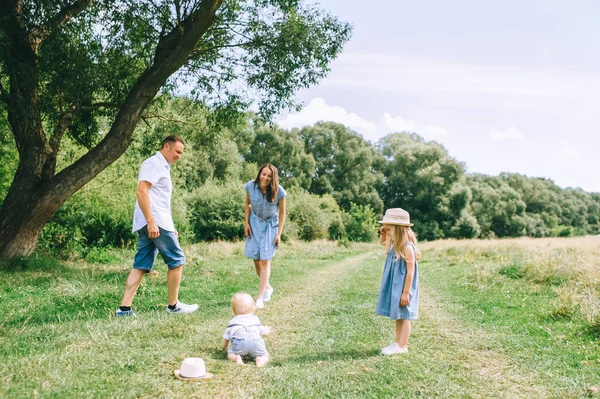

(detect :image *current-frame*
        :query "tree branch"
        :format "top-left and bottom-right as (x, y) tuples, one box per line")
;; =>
(50, 0), (224, 194)
(141, 112), (201, 126)
(41, 101), (120, 179)
(29, 0), (92, 50)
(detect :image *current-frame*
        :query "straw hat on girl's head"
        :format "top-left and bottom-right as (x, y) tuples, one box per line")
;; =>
(174, 358), (213, 381)
(378, 208), (413, 226)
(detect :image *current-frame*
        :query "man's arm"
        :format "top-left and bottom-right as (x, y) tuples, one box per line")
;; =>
(137, 181), (159, 238)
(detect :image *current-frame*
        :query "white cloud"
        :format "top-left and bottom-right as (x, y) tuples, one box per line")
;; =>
(489, 126), (525, 140)
(424, 124), (448, 137)
(559, 141), (579, 160)
(277, 97), (377, 140)
(321, 52), (600, 111)
(383, 113), (416, 132)
(383, 114), (449, 142)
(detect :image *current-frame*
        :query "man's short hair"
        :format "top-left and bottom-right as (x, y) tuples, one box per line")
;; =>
(161, 135), (185, 149)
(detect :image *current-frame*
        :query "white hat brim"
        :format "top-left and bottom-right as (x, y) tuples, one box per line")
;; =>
(377, 220), (413, 226)
(174, 369), (213, 381)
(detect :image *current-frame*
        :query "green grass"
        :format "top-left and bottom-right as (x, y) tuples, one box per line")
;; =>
(1, 238), (599, 398)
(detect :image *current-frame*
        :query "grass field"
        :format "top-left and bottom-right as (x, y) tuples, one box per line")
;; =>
(1, 237), (599, 398)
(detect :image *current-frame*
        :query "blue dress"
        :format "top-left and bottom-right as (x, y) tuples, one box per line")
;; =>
(244, 180), (286, 260)
(375, 242), (419, 320)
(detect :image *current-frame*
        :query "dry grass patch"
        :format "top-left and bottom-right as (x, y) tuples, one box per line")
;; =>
(422, 236), (600, 331)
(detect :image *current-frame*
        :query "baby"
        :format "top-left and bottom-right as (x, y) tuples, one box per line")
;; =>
(222, 293), (271, 367)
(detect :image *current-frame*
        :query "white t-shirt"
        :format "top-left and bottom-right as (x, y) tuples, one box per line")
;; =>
(132, 151), (176, 232)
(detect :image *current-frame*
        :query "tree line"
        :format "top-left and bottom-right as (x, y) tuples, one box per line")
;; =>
(2, 95), (597, 259)
(2, 1), (597, 262)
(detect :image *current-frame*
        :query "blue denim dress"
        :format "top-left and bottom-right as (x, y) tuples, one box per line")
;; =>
(375, 243), (419, 320)
(244, 180), (286, 260)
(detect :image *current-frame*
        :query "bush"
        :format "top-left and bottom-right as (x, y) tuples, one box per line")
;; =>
(188, 181), (245, 241)
(38, 184), (138, 258)
(552, 225), (573, 237)
(343, 203), (378, 242)
(449, 211), (481, 239)
(286, 191), (342, 241)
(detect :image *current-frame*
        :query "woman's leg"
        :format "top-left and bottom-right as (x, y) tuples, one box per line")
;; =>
(396, 319), (411, 348)
(257, 259), (271, 299)
(253, 259), (260, 278)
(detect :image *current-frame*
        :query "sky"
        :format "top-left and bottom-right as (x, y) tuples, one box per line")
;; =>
(275, 0), (600, 193)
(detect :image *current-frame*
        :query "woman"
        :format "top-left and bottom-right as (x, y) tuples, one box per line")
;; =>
(244, 164), (287, 309)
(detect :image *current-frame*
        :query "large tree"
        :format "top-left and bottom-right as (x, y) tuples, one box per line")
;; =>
(244, 123), (316, 190)
(298, 121), (384, 213)
(377, 132), (466, 240)
(0, 0), (351, 258)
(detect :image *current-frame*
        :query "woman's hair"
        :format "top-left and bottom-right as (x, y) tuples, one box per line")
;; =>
(231, 293), (255, 315)
(254, 163), (279, 203)
(384, 224), (421, 262)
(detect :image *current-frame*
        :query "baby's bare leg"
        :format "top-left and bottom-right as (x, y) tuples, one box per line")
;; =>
(255, 356), (269, 367)
(227, 353), (244, 365)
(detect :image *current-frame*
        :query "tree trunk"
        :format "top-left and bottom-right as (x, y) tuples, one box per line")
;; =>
(0, 172), (62, 257)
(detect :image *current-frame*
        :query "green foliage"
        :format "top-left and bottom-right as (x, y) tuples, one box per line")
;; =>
(343, 203), (378, 242)
(286, 190), (342, 241)
(188, 181), (246, 241)
(552, 225), (574, 237)
(243, 123), (316, 190)
(299, 122), (384, 213)
(449, 210), (481, 239)
(467, 174), (528, 238)
(498, 263), (526, 280)
(38, 157), (140, 258)
(377, 132), (465, 240)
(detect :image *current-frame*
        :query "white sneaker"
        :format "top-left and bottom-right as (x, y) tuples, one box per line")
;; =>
(166, 301), (198, 314)
(255, 298), (265, 309)
(263, 286), (274, 302)
(381, 342), (408, 355)
(380, 342), (396, 352)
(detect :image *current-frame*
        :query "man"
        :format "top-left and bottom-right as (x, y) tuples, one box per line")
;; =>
(116, 135), (197, 317)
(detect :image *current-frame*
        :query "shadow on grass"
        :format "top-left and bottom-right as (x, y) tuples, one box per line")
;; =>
(203, 348), (381, 366)
(0, 254), (67, 273)
(583, 324), (600, 339)
(270, 349), (381, 366)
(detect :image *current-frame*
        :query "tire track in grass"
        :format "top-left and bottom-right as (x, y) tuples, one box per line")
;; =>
(163, 249), (549, 398)
(417, 284), (551, 398)
(157, 251), (377, 399)
(259, 252), (550, 398)
(260, 251), (550, 398)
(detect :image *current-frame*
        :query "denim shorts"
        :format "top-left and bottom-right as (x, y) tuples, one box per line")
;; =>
(228, 331), (269, 358)
(132, 225), (186, 271)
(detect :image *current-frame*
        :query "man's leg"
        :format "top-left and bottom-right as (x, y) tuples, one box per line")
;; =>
(120, 269), (147, 306)
(156, 228), (197, 313)
(167, 265), (183, 306)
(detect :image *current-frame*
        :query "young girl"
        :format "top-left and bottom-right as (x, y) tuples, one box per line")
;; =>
(375, 208), (420, 355)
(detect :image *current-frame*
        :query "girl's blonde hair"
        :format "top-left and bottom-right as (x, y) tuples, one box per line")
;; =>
(382, 224), (421, 261)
